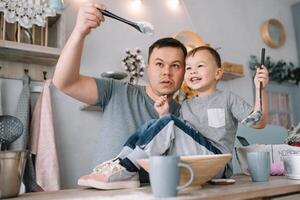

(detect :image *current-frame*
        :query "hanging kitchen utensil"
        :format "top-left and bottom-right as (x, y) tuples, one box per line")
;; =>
(98, 9), (154, 36)
(0, 115), (24, 151)
(241, 48), (265, 126)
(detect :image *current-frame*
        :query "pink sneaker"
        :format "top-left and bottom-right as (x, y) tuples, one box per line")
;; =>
(78, 159), (140, 190)
(78, 159), (116, 187)
(88, 160), (140, 190)
(78, 174), (94, 187)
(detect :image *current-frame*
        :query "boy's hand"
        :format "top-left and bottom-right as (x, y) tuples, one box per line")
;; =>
(154, 95), (169, 117)
(254, 65), (269, 89)
(73, 3), (106, 38)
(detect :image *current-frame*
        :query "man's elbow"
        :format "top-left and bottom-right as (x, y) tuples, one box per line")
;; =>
(52, 77), (70, 92)
(52, 78), (63, 90)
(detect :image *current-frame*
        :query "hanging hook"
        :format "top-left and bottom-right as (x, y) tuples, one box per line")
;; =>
(43, 71), (47, 80)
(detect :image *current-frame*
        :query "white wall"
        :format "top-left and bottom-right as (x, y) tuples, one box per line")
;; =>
(63, 0), (195, 78)
(1, 0), (300, 189)
(184, 0), (300, 103)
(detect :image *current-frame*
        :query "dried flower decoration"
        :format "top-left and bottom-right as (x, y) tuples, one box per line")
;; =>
(122, 48), (145, 84)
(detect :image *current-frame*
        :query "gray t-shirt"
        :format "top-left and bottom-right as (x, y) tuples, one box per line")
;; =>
(180, 90), (253, 176)
(93, 78), (180, 163)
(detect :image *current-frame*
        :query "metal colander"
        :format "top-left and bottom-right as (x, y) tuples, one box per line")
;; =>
(0, 115), (24, 151)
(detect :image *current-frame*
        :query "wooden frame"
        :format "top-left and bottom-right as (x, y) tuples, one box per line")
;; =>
(1, 20), (17, 42)
(261, 18), (286, 48)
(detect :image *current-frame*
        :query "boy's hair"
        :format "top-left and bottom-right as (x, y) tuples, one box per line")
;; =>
(187, 46), (221, 68)
(148, 37), (187, 63)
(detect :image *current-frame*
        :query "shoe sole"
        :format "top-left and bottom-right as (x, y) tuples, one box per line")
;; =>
(88, 179), (140, 190)
(78, 179), (90, 187)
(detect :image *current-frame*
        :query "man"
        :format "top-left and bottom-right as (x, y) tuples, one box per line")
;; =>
(52, 2), (187, 183)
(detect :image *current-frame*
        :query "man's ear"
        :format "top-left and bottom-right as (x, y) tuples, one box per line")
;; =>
(215, 67), (224, 81)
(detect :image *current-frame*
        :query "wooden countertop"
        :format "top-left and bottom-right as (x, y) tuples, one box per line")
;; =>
(7, 175), (300, 200)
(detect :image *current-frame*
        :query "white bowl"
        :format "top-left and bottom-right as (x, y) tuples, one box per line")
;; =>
(283, 154), (300, 179)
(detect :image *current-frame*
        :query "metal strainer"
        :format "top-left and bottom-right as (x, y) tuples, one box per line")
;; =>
(0, 115), (24, 151)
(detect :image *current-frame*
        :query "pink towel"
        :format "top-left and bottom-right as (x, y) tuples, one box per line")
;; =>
(30, 80), (60, 191)
(271, 162), (285, 176)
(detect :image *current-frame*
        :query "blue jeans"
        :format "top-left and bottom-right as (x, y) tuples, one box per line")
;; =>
(120, 114), (225, 180)
(123, 119), (157, 149)
(123, 114), (221, 155)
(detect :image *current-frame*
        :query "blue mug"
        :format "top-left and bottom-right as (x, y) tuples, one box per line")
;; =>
(149, 156), (194, 198)
(246, 151), (270, 182)
(48, 0), (64, 11)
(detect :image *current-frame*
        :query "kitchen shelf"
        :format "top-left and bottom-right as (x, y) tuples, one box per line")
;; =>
(222, 71), (244, 80)
(221, 62), (244, 81)
(0, 40), (60, 66)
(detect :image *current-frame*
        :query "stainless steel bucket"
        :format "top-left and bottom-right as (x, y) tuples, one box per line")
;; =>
(0, 151), (27, 198)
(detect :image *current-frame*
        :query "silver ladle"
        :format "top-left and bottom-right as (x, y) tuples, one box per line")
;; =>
(98, 9), (154, 36)
(241, 48), (265, 126)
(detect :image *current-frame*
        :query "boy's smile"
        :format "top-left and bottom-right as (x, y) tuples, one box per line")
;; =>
(189, 77), (202, 84)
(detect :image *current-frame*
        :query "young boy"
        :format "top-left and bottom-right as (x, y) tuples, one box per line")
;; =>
(78, 46), (269, 190)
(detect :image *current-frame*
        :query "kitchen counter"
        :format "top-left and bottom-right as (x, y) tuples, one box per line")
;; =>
(6, 175), (300, 200)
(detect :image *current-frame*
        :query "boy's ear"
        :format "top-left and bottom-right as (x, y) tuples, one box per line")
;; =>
(215, 67), (224, 81)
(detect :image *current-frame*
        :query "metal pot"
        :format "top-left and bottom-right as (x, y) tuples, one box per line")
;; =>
(0, 151), (27, 198)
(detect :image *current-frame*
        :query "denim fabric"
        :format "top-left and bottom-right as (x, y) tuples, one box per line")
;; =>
(123, 119), (157, 149)
(130, 114), (222, 155)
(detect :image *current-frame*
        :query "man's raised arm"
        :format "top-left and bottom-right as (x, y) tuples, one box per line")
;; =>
(53, 3), (106, 105)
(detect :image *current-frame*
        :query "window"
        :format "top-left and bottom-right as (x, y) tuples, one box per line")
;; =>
(267, 82), (299, 129)
(269, 92), (292, 128)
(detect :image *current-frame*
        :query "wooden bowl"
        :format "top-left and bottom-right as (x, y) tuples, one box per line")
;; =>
(137, 154), (232, 188)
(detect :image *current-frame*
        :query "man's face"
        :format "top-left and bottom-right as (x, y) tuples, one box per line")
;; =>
(147, 47), (185, 97)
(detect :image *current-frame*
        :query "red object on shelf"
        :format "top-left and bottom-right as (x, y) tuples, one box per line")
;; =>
(288, 142), (300, 147)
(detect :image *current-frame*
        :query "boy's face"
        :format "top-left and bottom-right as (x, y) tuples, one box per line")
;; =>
(147, 47), (185, 97)
(184, 50), (223, 93)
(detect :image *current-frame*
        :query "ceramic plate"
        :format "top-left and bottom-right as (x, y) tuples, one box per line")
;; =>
(15, 27), (33, 44)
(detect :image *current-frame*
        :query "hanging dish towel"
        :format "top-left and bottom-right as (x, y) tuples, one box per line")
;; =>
(30, 79), (60, 191)
(0, 79), (3, 115)
(7, 75), (40, 192)
(10, 75), (31, 150)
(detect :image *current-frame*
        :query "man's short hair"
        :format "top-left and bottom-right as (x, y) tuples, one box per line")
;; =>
(187, 46), (222, 68)
(148, 37), (187, 63)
